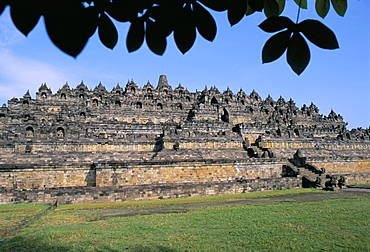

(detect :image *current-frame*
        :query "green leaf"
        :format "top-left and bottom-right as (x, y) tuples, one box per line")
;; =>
(174, 5), (196, 54)
(193, 3), (217, 42)
(287, 32), (310, 75)
(249, 0), (264, 11)
(228, 0), (247, 26)
(146, 20), (167, 55)
(276, 0), (286, 15)
(299, 19), (339, 49)
(10, 0), (42, 36)
(264, 0), (279, 18)
(293, 0), (307, 9)
(331, 0), (347, 16)
(262, 30), (291, 63)
(126, 19), (144, 53)
(245, 1), (256, 16)
(315, 0), (330, 18)
(259, 16), (294, 33)
(98, 13), (118, 50)
(198, 0), (228, 11)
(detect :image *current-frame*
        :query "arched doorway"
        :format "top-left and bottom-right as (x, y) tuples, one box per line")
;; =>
(211, 97), (218, 105)
(221, 108), (230, 123)
(26, 126), (34, 137)
(57, 127), (65, 137)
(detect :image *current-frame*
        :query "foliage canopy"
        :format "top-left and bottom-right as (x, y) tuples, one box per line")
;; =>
(1, 0), (347, 75)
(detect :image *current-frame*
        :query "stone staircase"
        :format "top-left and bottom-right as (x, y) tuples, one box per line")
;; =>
(281, 159), (325, 188)
(298, 167), (325, 187)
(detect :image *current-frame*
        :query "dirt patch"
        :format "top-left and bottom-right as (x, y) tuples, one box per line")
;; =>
(94, 208), (189, 220)
(93, 189), (369, 221)
(345, 186), (370, 191)
(0, 205), (56, 245)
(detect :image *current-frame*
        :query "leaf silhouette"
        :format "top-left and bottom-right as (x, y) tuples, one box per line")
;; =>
(287, 32), (310, 75)
(126, 19), (144, 52)
(174, 5), (196, 54)
(146, 20), (167, 55)
(262, 30), (291, 63)
(44, 3), (97, 57)
(259, 16), (294, 33)
(99, 13), (118, 50)
(264, 0), (280, 18)
(299, 19), (339, 49)
(10, 0), (42, 36)
(194, 2), (216, 42)
(228, 0), (247, 26)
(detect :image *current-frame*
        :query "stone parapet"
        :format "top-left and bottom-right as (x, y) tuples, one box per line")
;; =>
(308, 158), (370, 175)
(0, 157), (285, 190)
(0, 177), (302, 205)
(94, 159), (284, 187)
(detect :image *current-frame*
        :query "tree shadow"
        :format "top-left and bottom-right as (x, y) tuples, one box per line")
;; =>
(0, 235), (177, 252)
(128, 245), (177, 252)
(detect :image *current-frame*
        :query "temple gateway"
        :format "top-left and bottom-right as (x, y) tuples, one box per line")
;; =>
(0, 75), (369, 204)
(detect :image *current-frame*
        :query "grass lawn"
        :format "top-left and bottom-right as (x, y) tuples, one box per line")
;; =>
(0, 204), (49, 236)
(0, 189), (369, 251)
(347, 183), (370, 187)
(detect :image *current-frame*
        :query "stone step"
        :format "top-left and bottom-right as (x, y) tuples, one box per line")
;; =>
(298, 168), (325, 187)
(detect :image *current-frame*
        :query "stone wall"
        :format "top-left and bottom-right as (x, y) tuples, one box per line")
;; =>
(309, 158), (370, 178)
(261, 139), (370, 158)
(13, 142), (156, 153)
(163, 140), (243, 150)
(0, 177), (301, 205)
(1, 156), (369, 192)
(0, 164), (95, 190)
(0, 159), (284, 190)
(344, 173), (370, 185)
(0, 157), (370, 190)
(94, 159), (284, 187)
(262, 140), (370, 151)
(1, 172), (369, 205)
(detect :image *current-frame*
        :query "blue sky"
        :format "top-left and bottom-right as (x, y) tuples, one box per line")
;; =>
(0, 1), (369, 129)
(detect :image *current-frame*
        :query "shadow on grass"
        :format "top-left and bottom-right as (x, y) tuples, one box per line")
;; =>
(0, 238), (177, 252)
(129, 245), (177, 252)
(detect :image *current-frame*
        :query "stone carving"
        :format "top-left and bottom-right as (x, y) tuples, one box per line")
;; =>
(261, 148), (275, 158)
(305, 164), (325, 175)
(289, 149), (306, 167)
(324, 175), (339, 191)
(25, 143), (32, 153)
(314, 176), (322, 188)
(173, 142), (180, 151)
(282, 165), (299, 177)
(338, 176), (346, 189)
(302, 176), (317, 188)
(302, 176), (322, 188)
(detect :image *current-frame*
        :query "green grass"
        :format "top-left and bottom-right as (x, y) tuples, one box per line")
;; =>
(0, 189), (369, 251)
(347, 183), (370, 187)
(0, 204), (49, 235)
(58, 188), (320, 211)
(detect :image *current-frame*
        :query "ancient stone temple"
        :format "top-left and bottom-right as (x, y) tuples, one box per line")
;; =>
(0, 75), (369, 204)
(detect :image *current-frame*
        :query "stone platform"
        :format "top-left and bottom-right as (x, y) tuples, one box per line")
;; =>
(0, 75), (369, 204)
